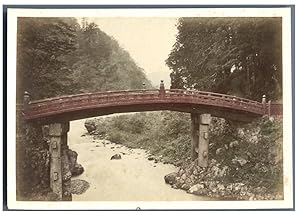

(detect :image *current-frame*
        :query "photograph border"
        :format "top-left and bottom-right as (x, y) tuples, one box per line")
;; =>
(2, 4), (295, 211)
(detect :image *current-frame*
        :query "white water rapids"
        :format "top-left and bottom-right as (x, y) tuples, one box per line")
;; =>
(68, 119), (211, 201)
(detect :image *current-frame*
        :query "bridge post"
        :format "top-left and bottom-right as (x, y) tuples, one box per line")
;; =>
(191, 113), (199, 160)
(268, 100), (271, 117)
(49, 122), (71, 201)
(198, 114), (211, 167)
(159, 80), (165, 98)
(262, 95), (267, 114)
(23, 91), (30, 111)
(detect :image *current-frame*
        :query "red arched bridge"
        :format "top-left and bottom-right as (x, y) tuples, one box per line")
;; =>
(23, 88), (281, 123)
(20, 84), (282, 200)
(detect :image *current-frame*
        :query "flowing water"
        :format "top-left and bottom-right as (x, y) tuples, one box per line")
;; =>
(68, 118), (211, 201)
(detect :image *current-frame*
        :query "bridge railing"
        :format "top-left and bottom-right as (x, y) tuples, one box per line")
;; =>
(28, 89), (160, 112)
(29, 89), (159, 105)
(25, 89), (265, 119)
(166, 89), (264, 114)
(167, 89), (261, 105)
(267, 102), (283, 116)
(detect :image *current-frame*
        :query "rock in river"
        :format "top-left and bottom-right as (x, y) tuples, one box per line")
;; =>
(148, 156), (155, 161)
(72, 164), (84, 176)
(188, 184), (205, 194)
(84, 119), (96, 133)
(164, 172), (177, 185)
(71, 179), (90, 195)
(111, 154), (122, 160)
(68, 149), (84, 176)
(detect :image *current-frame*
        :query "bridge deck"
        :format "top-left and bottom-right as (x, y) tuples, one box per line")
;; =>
(23, 89), (269, 123)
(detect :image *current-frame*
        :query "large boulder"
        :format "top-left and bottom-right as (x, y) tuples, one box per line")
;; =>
(68, 149), (84, 176)
(188, 183), (205, 194)
(72, 164), (84, 176)
(68, 150), (78, 171)
(164, 172), (177, 185)
(111, 154), (122, 160)
(71, 179), (90, 195)
(84, 119), (96, 133)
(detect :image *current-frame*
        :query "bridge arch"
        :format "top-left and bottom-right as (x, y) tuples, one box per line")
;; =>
(24, 88), (265, 124)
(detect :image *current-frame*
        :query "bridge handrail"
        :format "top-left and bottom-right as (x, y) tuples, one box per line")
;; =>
(26, 88), (264, 117)
(29, 89), (261, 106)
(28, 89), (262, 107)
(29, 89), (159, 105)
(167, 89), (261, 105)
(166, 92), (263, 112)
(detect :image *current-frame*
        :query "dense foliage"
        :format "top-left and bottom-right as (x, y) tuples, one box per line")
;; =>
(17, 18), (78, 101)
(166, 17), (282, 101)
(17, 18), (151, 101)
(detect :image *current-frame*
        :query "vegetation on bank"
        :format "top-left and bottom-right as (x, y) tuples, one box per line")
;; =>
(87, 112), (283, 200)
(86, 112), (191, 164)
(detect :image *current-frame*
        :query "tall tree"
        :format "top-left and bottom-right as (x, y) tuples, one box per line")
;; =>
(17, 17), (79, 101)
(166, 17), (282, 101)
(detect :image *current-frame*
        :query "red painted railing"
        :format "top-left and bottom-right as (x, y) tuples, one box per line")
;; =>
(268, 102), (283, 116)
(23, 89), (267, 121)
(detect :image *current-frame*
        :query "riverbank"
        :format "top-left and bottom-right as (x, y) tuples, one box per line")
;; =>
(164, 159), (283, 200)
(86, 112), (284, 201)
(69, 119), (213, 201)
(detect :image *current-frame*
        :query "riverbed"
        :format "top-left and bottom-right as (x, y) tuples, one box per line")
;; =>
(68, 118), (211, 201)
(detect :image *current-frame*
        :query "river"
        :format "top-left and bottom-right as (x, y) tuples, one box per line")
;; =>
(68, 118), (211, 201)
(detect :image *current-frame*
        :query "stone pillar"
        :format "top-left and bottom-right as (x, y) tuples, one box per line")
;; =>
(49, 122), (71, 200)
(191, 113), (199, 160)
(198, 114), (211, 167)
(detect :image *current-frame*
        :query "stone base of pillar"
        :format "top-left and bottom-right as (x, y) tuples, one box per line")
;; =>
(198, 114), (211, 167)
(191, 113), (211, 167)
